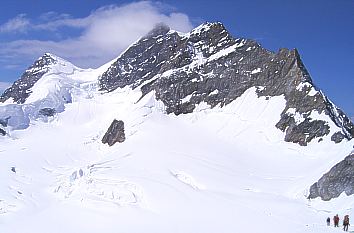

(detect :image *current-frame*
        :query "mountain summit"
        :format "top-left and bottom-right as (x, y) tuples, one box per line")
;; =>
(99, 22), (353, 145)
(0, 53), (77, 104)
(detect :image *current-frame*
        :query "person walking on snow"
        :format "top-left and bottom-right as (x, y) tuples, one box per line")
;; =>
(334, 214), (340, 227)
(327, 217), (331, 226)
(343, 215), (350, 231)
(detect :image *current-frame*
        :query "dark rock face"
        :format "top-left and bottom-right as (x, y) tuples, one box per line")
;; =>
(102, 120), (125, 146)
(0, 117), (9, 136)
(38, 108), (56, 117)
(0, 117), (9, 127)
(99, 22), (353, 146)
(0, 53), (57, 104)
(308, 153), (354, 201)
(0, 128), (5, 136)
(277, 117), (330, 146)
(331, 132), (346, 143)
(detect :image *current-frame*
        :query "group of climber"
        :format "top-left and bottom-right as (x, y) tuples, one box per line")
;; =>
(327, 214), (350, 231)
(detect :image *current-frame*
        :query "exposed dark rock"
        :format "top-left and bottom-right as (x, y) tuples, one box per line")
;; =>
(102, 119), (125, 146)
(0, 116), (10, 127)
(0, 128), (5, 136)
(38, 108), (56, 117)
(99, 22), (353, 146)
(281, 119), (330, 146)
(331, 132), (346, 143)
(308, 152), (354, 200)
(0, 117), (9, 136)
(324, 101), (354, 139)
(0, 53), (57, 104)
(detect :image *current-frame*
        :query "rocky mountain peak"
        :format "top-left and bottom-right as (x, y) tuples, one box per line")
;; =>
(0, 53), (71, 104)
(190, 21), (225, 35)
(190, 22), (227, 37)
(99, 22), (353, 146)
(30, 53), (58, 69)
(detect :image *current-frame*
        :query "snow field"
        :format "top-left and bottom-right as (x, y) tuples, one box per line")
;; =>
(0, 64), (353, 233)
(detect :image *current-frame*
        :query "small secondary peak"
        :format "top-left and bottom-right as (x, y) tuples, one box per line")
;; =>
(190, 21), (226, 35)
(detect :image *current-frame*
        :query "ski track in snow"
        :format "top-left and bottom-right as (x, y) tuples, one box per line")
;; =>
(170, 170), (206, 190)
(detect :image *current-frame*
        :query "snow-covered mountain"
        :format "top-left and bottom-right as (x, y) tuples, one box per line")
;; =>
(0, 22), (353, 233)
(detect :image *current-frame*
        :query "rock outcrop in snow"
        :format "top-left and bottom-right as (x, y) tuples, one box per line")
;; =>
(308, 152), (354, 200)
(0, 117), (8, 135)
(99, 22), (353, 146)
(102, 119), (126, 146)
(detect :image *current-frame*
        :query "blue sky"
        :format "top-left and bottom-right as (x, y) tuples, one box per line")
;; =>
(0, 0), (353, 117)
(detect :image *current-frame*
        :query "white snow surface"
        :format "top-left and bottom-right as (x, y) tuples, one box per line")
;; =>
(296, 82), (319, 97)
(251, 68), (262, 74)
(0, 60), (353, 233)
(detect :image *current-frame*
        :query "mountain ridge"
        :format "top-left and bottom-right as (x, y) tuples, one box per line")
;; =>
(1, 22), (353, 146)
(98, 22), (354, 145)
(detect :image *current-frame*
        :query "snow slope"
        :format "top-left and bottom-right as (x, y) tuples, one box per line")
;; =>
(0, 63), (353, 233)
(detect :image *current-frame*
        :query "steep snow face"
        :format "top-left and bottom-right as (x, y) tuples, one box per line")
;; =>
(0, 82), (353, 233)
(0, 52), (114, 105)
(0, 54), (111, 131)
(1, 53), (69, 104)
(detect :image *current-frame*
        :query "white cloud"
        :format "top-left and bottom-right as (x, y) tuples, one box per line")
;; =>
(38, 11), (71, 22)
(0, 14), (31, 33)
(0, 1), (193, 69)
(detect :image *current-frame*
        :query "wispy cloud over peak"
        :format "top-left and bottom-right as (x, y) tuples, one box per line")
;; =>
(0, 14), (30, 33)
(39, 11), (71, 22)
(0, 1), (193, 71)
